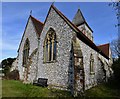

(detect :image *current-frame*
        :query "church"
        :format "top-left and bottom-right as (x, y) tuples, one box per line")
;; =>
(11, 4), (113, 95)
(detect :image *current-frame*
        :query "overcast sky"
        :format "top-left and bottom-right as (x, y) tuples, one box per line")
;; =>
(1, 2), (118, 61)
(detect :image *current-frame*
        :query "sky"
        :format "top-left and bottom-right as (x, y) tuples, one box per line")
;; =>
(1, 2), (118, 61)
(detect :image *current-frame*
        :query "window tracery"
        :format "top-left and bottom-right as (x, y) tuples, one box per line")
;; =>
(23, 38), (30, 67)
(43, 28), (57, 62)
(90, 54), (94, 74)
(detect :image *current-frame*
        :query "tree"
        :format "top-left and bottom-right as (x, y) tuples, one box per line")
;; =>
(108, 2), (120, 87)
(112, 58), (120, 84)
(1, 58), (16, 77)
(109, 1), (120, 58)
(111, 38), (120, 58)
(109, 2), (120, 27)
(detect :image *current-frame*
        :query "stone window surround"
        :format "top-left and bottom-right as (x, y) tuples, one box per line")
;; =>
(23, 38), (30, 67)
(43, 28), (57, 63)
(90, 54), (95, 75)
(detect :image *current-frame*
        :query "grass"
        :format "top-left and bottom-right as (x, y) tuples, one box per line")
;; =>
(85, 82), (120, 98)
(2, 79), (120, 98)
(0, 70), (2, 73)
(2, 80), (71, 97)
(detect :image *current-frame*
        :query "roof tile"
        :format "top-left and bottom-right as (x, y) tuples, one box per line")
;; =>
(30, 15), (44, 37)
(97, 43), (109, 58)
(50, 5), (109, 59)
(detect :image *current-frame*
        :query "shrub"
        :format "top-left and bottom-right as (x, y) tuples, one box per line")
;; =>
(112, 58), (120, 85)
(6, 69), (19, 80)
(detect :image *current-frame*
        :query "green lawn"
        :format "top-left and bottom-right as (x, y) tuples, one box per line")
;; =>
(2, 80), (71, 97)
(85, 82), (120, 98)
(2, 80), (120, 98)
(0, 70), (2, 73)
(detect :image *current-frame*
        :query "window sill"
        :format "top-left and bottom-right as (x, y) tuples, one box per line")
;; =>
(43, 60), (57, 64)
(23, 65), (26, 67)
(90, 72), (95, 75)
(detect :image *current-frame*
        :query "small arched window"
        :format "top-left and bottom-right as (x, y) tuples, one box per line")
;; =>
(43, 28), (57, 62)
(90, 54), (94, 74)
(23, 38), (30, 67)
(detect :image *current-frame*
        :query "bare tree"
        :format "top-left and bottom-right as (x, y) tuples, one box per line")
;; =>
(109, 2), (120, 22)
(109, 1), (120, 58)
(111, 38), (120, 58)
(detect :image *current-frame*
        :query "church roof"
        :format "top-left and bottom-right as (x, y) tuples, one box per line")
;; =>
(97, 43), (110, 58)
(30, 15), (44, 37)
(72, 8), (93, 32)
(47, 4), (109, 59)
(18, 4), (109, 59)
(72, 9), (85, 26)
(17, 15), (44, 52)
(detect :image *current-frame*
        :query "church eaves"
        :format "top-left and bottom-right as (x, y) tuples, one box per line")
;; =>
(45, 4), (109, 59)
(30, 15), (44, 37)
(17, 15), (44, 52)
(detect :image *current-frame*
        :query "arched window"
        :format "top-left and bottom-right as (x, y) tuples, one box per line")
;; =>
(23, 38), (30, 67)
(43, 28), (57, 62)
(90, 54), (94, 74)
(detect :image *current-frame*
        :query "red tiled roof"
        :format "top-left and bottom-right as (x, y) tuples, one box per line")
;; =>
(18, 15), (44, 52)
(30, 15), (44, 37)
(97, 43), (109, 58)
(47, 4), (109, 59)
(18, 4), (109, 59)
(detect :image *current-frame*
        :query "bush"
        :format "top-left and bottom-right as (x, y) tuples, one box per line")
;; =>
(1, 58), (16, 77)
(6, 69), (19, 80)
(112, 58), (120, 83)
